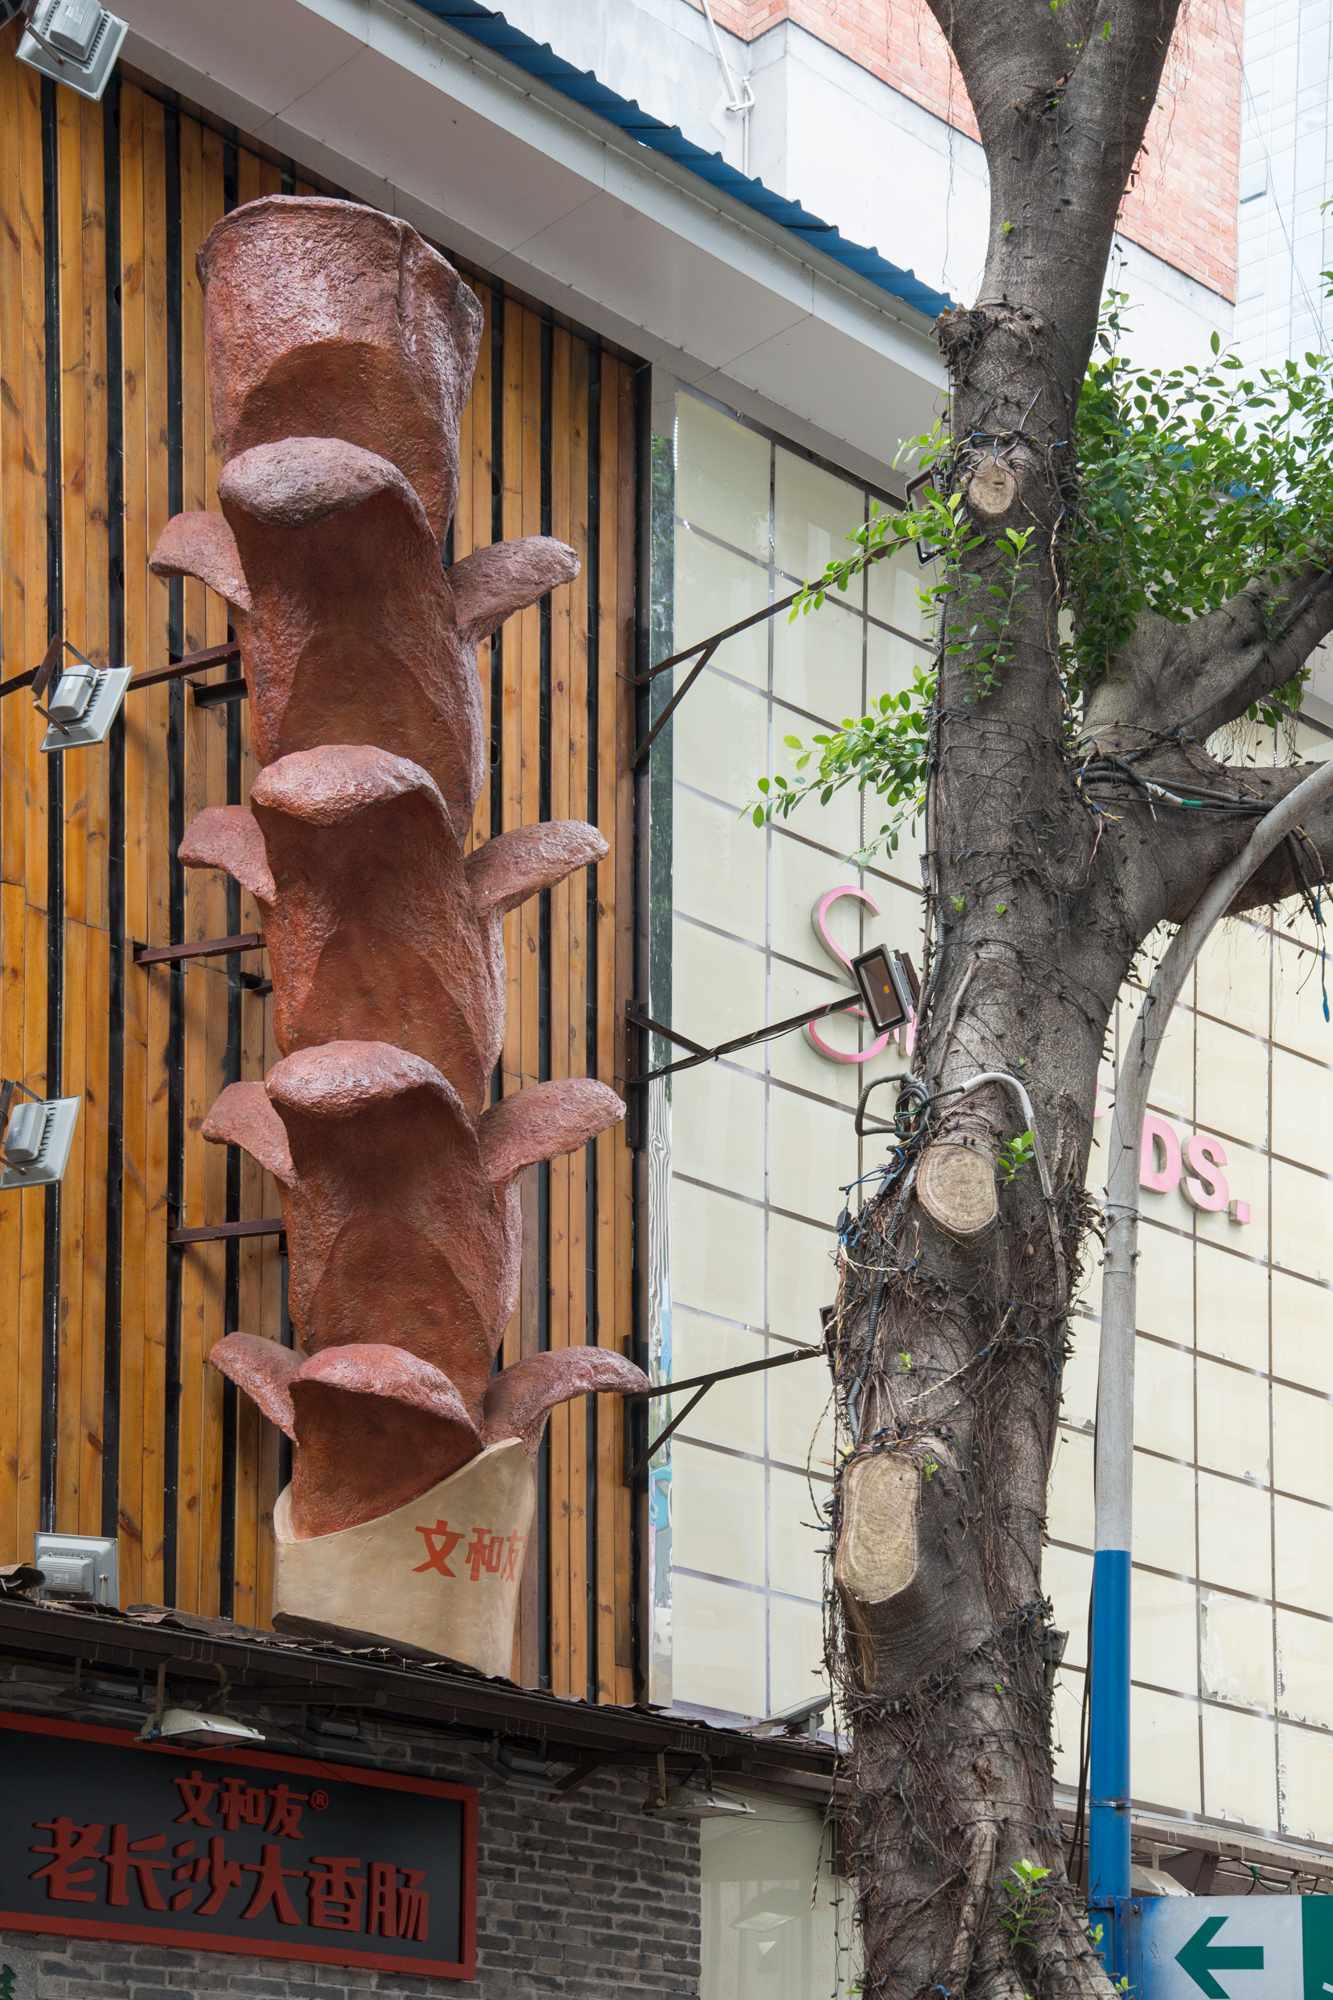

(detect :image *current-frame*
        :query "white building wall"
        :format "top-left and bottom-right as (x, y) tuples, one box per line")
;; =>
(1238, 0), (1333, 369)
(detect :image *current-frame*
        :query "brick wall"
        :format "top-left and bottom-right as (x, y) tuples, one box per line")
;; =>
(700, 0), (1241, 300)
(0, 1677), (702, 2000)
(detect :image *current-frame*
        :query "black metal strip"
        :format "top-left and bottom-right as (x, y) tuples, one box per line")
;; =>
(219, 122), (240, 1622)
(101, 72), (126, 1546)
(161, 102), (185, 1607)
(39, 79), (63, 1535)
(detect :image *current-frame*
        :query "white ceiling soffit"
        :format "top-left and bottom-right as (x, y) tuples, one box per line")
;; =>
(115, 0), (945, 481)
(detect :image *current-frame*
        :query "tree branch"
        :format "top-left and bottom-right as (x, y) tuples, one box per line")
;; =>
(1083, 562), (1333, 748)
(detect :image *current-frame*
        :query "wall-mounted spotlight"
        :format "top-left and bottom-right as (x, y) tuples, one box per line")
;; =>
(32, 1531), (118, 1607)
(850, 945), (919, 1034)
(4, 0), (129, 103)
(0, 1078), (81, 1191)
(33, 638), (131, 753)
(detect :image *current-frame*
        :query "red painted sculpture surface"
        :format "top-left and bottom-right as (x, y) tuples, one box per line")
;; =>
(150, 199), (646, 1626)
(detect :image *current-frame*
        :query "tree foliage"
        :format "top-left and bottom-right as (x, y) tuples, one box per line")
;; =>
(752, 286), (1333, 858)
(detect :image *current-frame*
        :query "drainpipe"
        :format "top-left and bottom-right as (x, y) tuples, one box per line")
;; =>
(698, 0), (755, 177)
(1089, 753), (1333, 1965)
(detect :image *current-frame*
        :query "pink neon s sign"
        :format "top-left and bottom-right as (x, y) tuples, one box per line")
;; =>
(804, 887), (916, 1066)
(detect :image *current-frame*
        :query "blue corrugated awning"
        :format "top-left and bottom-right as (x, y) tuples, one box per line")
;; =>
(413, 0), (954, 322)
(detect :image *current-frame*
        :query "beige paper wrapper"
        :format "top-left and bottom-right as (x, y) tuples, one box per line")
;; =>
(273, 1438), (535, 1676)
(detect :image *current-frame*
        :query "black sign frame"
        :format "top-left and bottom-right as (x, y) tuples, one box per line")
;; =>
(0, 1710), (477, 1979)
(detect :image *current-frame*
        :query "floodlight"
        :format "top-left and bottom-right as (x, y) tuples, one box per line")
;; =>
(0, 1082), (81, 1191)
(16, 0), (128, 103)
(36, 640), (132, 753)
(850, 946), (919, 1034)
(33, 1531), (118, 1606)
(141, 1708), (266, 1747)
(643, 1785), (755, 1821)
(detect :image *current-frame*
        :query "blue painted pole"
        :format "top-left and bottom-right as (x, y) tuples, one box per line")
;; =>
(1088, 1546), (1131, 1930)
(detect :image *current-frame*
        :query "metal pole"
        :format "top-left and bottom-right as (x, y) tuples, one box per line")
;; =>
(1088, 755), (1333, 1960)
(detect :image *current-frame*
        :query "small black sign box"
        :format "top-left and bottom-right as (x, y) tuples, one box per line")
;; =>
(0, 1711), (477, 1979)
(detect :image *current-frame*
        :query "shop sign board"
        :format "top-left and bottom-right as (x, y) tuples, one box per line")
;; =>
(1125, 1895), (1333, 1999)
(0, 1711), (477, 1979)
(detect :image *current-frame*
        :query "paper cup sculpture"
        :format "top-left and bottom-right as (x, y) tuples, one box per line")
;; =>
(151, 198), (646, 1675)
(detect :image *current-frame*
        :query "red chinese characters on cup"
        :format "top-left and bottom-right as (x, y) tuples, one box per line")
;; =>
(28, 1770), (430, 1942)
(412, 1518), (527, 1582)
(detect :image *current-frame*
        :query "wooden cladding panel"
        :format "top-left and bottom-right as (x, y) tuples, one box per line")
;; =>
(0, 45), (639, 1702)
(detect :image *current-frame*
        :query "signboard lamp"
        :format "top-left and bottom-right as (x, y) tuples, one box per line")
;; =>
(137, 1661), (265, 1747)
(31, 1532), (117, 1607)
(0, 1080), (80, 1191)
(3, 0), (129, 102)
(849, 945), (919, 1034)
(32, 639), (132, 753)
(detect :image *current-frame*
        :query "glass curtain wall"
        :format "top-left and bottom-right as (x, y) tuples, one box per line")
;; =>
(653, 386), (1333, 1857)
(649, 388), (932, 1721)
(1048, 795), (1333, 1846)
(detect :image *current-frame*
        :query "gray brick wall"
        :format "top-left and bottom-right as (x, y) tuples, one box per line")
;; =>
(0, 1677), (702, 2000)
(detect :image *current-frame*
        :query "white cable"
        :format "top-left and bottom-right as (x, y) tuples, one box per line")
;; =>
(698, 0), (755, 177)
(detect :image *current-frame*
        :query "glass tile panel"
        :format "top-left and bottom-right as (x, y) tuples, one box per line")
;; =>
(1198, 1471), (1272, 1598)
(1276, 1606), (1333, 1726)
(672, 1441), (766, 1585)
(1196, 1244), (1268, 1371)
(1272, 1380), (1333, 1499)
(1279, 1722), (1333, 1842)
(1131, 1688), (1202, 1814)
(1274, 1493), (1333, 1614)
(1196, 1015), (1269, 1149)
(767, 1213), (840, 1348)
(768, 1090), (859, 1226)
(1271, 1268), (1332, 1386)
(1202, 1703), (1278, 1830)
(672, 1313), (767, 1456)
(772, 596), (864, 727)
(768, 1464), (827, 1598)
(1136, 1224), (1195, 1343)
(675, 665), (770, 811)
(674, 788), (768, 944)
(1200, 1589), (1274, 1708)
(1196, 1357), (1270, 1481)
(1135, 1569), (1200, 1695)
(1271, 1158), (1333, 1280)
(672, 1062), (768, 1204)
(1196, 919), (1269, 1036)
(1134, 1452), (1198, 1579)
(672, 1178), (766, 1326)
(677, 396), (771, 560)
(768, 1595), (829, 1715)
(673, 525), (771, 687)
(1271, 1044), (1333, 1168)
(1134, 1337), (1196, 1462)
(774, 445), (864, 581)
(673, 1572), (767, 1716)
(1043, 1544), (1092, 1669)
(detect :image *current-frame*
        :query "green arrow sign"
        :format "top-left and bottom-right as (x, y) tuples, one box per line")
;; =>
(1176, 1917), (1265, 1999)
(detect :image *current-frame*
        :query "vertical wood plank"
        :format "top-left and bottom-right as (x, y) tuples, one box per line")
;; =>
(139, 89), (171, 1606)
(594, 356), (622, 1700)
(0, 27), (28, 1565)
(78, 88), (110, 1538)
(175, 110), (208, 1611)
(547, 325), (573, 1696)
(116, 80), (148, 1602)
(18, 59), (50, 1561)
(55, 86), (88, 1536)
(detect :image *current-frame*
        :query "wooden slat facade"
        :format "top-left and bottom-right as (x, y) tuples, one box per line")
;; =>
(0, 36), (641, 1704)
